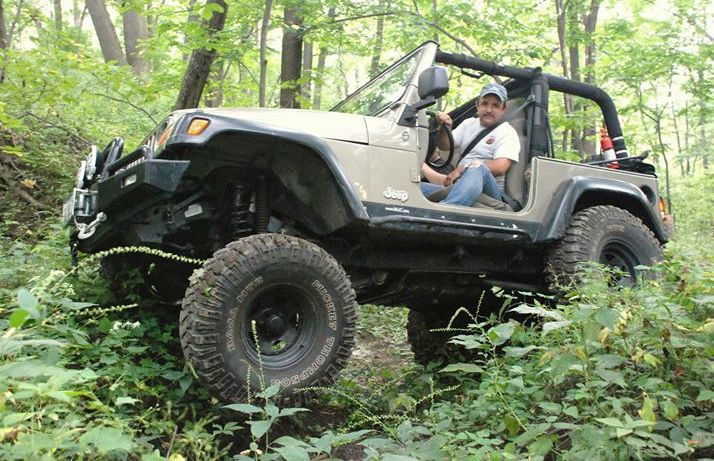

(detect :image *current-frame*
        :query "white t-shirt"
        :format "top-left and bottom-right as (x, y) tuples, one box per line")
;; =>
(453, 118), (521, 189)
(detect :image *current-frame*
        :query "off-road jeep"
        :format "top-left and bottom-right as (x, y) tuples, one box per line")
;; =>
(64, 41), (672, 401)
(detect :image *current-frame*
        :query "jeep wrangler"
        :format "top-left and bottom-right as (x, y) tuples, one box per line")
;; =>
(64, 41), (672, 401)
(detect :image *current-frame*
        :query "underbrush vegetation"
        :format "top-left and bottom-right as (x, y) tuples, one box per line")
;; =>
(0, 174), (712, 460)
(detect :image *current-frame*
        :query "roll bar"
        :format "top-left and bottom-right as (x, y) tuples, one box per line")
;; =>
(435, 50), (629, 158)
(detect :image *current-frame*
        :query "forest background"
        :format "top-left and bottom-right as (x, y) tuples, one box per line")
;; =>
(0, 0), (712, 460)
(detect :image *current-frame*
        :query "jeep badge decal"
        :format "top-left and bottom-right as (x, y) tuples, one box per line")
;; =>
(383, 186), (409, 202)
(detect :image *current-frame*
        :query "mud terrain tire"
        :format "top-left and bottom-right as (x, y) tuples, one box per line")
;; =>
(179, 234), (357, 401)
(546, 205), (663, 290)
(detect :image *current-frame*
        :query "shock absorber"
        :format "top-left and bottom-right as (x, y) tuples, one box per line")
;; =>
(255, 174), (270, 233)
(229, 183), (252, 241)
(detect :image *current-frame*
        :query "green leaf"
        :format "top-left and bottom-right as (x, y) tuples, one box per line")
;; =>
(616, 427), (633, 438)
(115, 396), (140, 406)
(249, 420), (271, 439)
(696, 390), (714, 401)
(596, 417), (625, 428)
(276, 445), (310, 461)
(594, 307), (620, 330)
(17, 289), (38, 311)
(596, 354), (626, 369)
(542, 320), (572, 335)
(261, 384), (280, 399)
(504, 345), (539, 357)
(596, 369), (627, 387)
(563, 406), (579, 418)
(510, 304), (564, 320)
(440, 363), (484, 374)
(488, 321), (516, 346)
(79, 427), (133, 453)
(47, 390), (72, 402)
(278, 407), (310, 417)
(662, 400), (679, 421)
(16, 289), (39, 319)
(528, 435), (554, 456)
(265, 403), (279, 418)
(224, 403), (263, 414)
(9, 309), (30, 328)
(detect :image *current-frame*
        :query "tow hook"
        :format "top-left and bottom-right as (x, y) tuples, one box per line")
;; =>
(77, 212), (107, 240)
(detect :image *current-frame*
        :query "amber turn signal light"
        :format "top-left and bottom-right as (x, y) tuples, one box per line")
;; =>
(187, 118), (210, 136)
(659, 197), (667, 215)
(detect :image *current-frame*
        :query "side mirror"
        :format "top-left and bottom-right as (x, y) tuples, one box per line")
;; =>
(418, 66), (449, 100)
(398, 66), (449, 126)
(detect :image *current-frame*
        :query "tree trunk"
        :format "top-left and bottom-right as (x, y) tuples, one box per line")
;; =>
(311, 6), (335, 110)
(258, 0), (273, 107)
(86, 0), (127, 65)
(53, 0), (62, 32)
(684, 100), (691, 176)
(698, 68), (709, 169)
(174, 0), (228, 110)
(123, 6), (149, 74)
(73, 0), (81, 27)
(204, 60), (224, 107)
(301, 41), (313, 106)
(369, 2), (384, 76)
(555, 0), (569, 152)
(279, 6), (302, 108)
(581, 0), (600, 157)
(582, 0), (600, 85)
(0, 0), (7, 50)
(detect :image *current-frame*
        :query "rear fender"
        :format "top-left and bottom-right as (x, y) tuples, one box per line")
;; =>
(538, 177), (668, 243)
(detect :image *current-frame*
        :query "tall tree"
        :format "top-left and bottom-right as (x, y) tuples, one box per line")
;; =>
(369, 1), (384, 76)
(311, 6), (335, 110)
(174, 0), (228, 110)
(86, 0), (127, 65)
(53, 0), (62, 32)
(123, 4), (149, 74)
(0, 0), (7, 50)
(279, 6), (302, 108)
(301, 40), (313, 104)
(258, 0), (273, 107)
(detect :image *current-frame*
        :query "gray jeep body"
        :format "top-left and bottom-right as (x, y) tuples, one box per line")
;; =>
(65, 41), (672, 400)
(66, 41), (669, 304)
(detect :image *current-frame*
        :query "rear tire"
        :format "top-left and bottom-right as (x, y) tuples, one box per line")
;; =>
(546, 205), (663, 291)
(179, 234), (357, 402)
(406, 292), (501, 367)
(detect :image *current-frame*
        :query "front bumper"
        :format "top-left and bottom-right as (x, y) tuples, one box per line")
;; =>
(64, 148), (190, 247)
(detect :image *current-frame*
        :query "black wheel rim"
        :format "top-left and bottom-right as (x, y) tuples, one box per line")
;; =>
(241, 283), (319, 368)
(599, 239), (640, 286)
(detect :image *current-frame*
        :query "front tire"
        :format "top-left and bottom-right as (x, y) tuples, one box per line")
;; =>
(179, 234), (357, 401)
(546, 205), (663, 291)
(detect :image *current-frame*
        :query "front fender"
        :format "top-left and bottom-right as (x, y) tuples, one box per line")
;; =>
(164, 112), (369, 234)
(537, 176), (668, 243)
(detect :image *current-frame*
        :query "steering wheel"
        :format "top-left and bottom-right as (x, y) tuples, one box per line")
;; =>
(100, 137), (124, 179)
(425, 111), (455, 169)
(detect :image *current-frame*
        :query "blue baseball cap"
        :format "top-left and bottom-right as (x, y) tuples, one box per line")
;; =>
(479, 82), (508, 102)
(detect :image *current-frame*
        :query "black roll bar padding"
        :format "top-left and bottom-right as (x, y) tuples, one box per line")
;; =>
(529, 69), (549, 159)
(435, 50), (629, 158)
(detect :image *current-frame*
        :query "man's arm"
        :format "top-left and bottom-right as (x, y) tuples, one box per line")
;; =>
(471, 157), (512, 176)
(421, 163), (447, 185)
(435, 112), (455, 151)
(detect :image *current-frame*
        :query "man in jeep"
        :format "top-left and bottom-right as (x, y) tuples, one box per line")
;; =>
(420, 82), (520, 206)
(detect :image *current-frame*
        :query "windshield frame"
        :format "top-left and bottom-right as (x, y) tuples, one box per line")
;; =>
(330, 46), (426, 116)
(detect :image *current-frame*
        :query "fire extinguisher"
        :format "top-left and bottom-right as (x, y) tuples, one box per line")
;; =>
(600, 126), (619, 169)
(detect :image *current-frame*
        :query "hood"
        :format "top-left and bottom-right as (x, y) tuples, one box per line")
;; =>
(198, 108), (369, 144)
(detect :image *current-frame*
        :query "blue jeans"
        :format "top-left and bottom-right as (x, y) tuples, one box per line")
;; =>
(420, 164), (502, 206)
